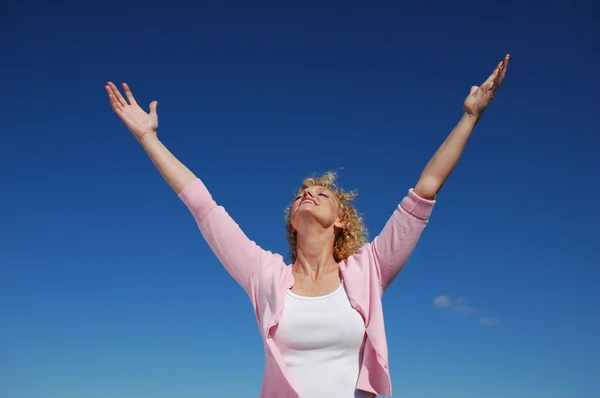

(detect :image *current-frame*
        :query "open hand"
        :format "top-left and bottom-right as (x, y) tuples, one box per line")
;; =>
(105, 82), (158, 140)
(463, 54), (510, 120)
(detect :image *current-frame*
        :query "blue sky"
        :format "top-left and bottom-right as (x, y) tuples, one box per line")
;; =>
(1, 1), (598, 397)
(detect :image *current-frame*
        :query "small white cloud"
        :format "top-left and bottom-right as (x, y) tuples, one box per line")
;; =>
(453, 297), (479, 314)
(434, 295), (501, 326)
(433, 295), (452, 308)
(479, 317), (502, 326)
(433, 295), (478, 313)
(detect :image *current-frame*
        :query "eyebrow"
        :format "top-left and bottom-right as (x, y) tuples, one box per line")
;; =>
(295, 188), (325, 196)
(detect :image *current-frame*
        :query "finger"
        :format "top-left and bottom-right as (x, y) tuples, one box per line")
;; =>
(469, 85), (479, 95)
(492, 54), (511, 92)
(122, 83), (137, 105)
(149, 100), (158, 115)
(498, 54), (510, 82)
(107, 81), (128, 106)
(484, 62), (502, 84)
(106, 81), (128, 106)
(108, 93), (124, 113)
(105, 85), (123, 112)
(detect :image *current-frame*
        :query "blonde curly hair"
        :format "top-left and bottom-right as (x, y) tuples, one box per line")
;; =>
(284, 171), (369, 263)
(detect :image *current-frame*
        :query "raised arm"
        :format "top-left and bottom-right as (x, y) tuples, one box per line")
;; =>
(105, 82), (281, 294)
(414, 54), (510, 199)
(106, 82), (195, 194)
(372, 55), (510, 290)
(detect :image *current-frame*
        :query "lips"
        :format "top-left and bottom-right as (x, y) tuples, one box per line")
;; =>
(301, 198), (316, 205)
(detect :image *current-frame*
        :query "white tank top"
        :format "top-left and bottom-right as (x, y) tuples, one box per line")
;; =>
(272, 283), (372, 398)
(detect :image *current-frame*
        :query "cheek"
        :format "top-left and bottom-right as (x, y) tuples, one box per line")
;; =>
(325, 202), (341, 219)
(289, 204), (299, 223)
(291, 202), (300, 215)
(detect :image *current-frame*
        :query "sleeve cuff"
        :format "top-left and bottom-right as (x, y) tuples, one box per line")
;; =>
(178, 178), (217, 220)
(400, 188), (436, 220)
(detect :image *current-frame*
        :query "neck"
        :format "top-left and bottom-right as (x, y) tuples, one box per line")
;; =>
(293, 227), (338, 281)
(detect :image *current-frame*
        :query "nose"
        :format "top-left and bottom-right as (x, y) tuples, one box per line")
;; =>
(303, 190), (314, 199)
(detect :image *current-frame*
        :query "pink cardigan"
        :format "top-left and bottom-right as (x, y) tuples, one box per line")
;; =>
(179, 178), (435, 397)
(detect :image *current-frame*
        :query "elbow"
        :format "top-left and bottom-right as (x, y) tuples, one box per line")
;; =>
(414, 177), (441, 200)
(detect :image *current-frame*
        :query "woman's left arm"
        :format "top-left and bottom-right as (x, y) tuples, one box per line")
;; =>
(369, 54), (510, 291)
(415, 54), (510, 199)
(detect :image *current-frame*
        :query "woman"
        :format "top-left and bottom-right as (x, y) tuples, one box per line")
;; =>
(105, 54), (509, 398)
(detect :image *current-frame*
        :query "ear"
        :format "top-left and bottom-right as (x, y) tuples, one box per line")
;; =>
(334, 218), (344, 230)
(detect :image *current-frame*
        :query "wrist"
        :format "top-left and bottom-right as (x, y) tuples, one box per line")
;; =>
(462, 112), (480, 125)
(138, 132), (159, 146)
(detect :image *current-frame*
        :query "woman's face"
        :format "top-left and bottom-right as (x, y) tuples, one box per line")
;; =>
(289, 186), (343, 233)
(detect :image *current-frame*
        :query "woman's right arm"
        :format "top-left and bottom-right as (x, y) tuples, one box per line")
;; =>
(106, 82), (280, 294)
(138, 133), (197, 195)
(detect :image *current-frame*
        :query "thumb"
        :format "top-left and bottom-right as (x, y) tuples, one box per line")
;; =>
(470, 86), (479, 95)
(149, 101), (158, 114)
